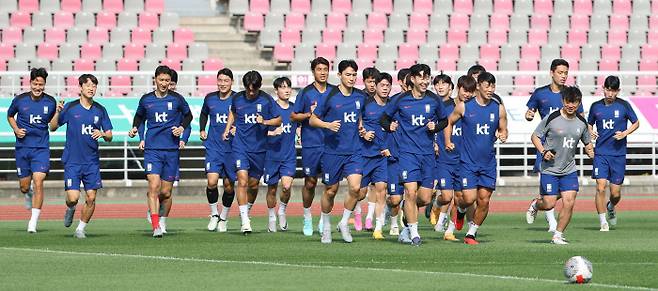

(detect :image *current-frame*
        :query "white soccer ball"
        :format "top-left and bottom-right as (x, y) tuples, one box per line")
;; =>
(564, 256), (593, 284)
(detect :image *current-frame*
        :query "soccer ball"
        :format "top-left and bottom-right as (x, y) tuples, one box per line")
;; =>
(564, 256), (593, 284)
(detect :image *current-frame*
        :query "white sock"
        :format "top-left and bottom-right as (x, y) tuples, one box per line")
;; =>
(438, 212), (447, 226)
(278, 202), (287, 215)
(160, 216), (167, 224)
(446, 220), (456, 233)
(366, 202), (375, 220)
(599, 213), (607, 225)
(321, 212), (331, 231)
(220, 206), (230, 220)
(391, 215), (399, 227)
(354, 201), (362, 214)
(247, 202), (254, 211)
(466, 222), (479, 236)
(409, 223), (419, 238)
(209, 202), (219, 216)
(340, 209), (352, 226)
(30, 208), (41, 222)
(76, 220), (87, 231)
(457, 207), (466, 214)
(375, 215), (383, 231)
(554, 230), (563, 238)
(529, 199), (538, 211)
(303, 207), (312, 220)
(268, 208), (276, 222)
(239, 205), (249, 224)
(546, 208), (557, 225)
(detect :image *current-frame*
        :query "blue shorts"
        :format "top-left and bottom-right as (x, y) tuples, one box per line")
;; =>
(435, 163), (462, 191)
(16, 147), (50, 178)
(592, 154), (625, 185)
(234, 151), (265, 179)
(144, 149), (180, 182)
(540, 172), (579, 195)
(533, 151), (542, 173)
(460, 162), (497, 190)
(301, 146), (323, 177)
(64, 163), (102, 191)
(387, 159), (403, 195)
(360, 155), (387, 188)
(264, 159), (296, 185)
(398, 152), (435, 189)
(321, 153), (363, 185)
(205, 149), (237, 181)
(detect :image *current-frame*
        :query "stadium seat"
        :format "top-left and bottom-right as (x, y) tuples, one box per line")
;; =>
(0, 43), (14, 59)
(103, 0), (124, 13)
(160, 12), (180, 30)
(228, 0), (248, 16)
(409, 13), (429, 31)
(335, 43), (356, 60)
(494, 0), (513, 15)
(291, 0), (311, 14)
(372, 0), (393, 14)
(367, 12), (388, 30)
(285, 12), (305, 31)
(273, 42), (294, 62)
(560, 43), (580, 63)
(396, 57), (415, 70)
(124, 0), (145, 12)
(161, 58), (181, 70)
(32, 11), (53, 29)
(182, 58), (201, 71)
(23, 27), (44, 45)
(453, 0), (473, 14)
(326, 12), (346, 30)
(449, 13), (470, 31)
(203, 58), (224, 71)
(96, 59), (116, 71)
(332, 0), (352, 14)
(74, 11), (95, 29)
(250, 0), (270, 14)
(244, 12), (264, 32)
(145, 0), (165, 13)
(139, 12), (160, 30)
(110, 75), (132, 94)
(37, 43), (58, 60)
(487, 28), (507, 45)
(111, 27), (131, 44)
(348, 13), (367, 30)
(58, 43), (80, 60)
(398, 43), (419, 61)
(413, 0), (433, 13)
(10, 11), (31, 28)
(534, 0), (553, 15)
(439, 43), (459, 61)
(363, 28), (384, 44)
(480, 43), (500, 60)
(599, 59), (618, 71)
(61, 0), (81, 12)
(174, 28), (195, 45)
(124, 43), (145, 60)
(447, 28), (467, 45)
(167, 43), (187, 61)
(265, 12), (284, 30)
(322, 28), (342, 45)
(570, 14), (589, 30)
(608, 29), (627, 46)
(270, 0), (291, 14)
(15, 43), (36, 59)
(80, 43), (102, 60)
(2, 27), (22, 44)
(406, 28), (427, 45)
(97, 11), (117, 29)
(74, 58), (94, 70)
(54, 11), (75, 29)
(18, 0), (39, 13)
(601, 44), (621, 61)
(470, 13), (489, 31)
(315, 43), (336, 61)
(389, 13), (408, 30)
(436, 58), (456, 71)
(102, 42), (123, 60)
(610, 14), (629, 31)
(357, 43), (378, 61)
(146, 43), (166, 60)
(52, 59), (73, 71)
(41, 0), (61, 13)
(343, 28), (363, 44)
(427, 28), (446, 44)
(88, 27), (110, 45)
(280, 28), (301, 45)
(528, 28), (548, 45)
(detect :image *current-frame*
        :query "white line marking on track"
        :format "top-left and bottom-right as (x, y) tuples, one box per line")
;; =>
(1, 247), (655, 291)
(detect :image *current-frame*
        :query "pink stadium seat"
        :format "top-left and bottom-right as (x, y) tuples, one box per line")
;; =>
(398, 43), (419, 61)
(570, 14), (589, 30)
(161, 58), (181, 70)
(363, 28), (384, 44)
(103, 0), (124, 13)
(203, 58), (224, 71)
(607, 29), (627, 46)
(316, 43), (336, 60)
(528, 28), (548, 45)
(74, 58), (95, 71)
(568, 29), (587, 46)
(249, 0), (269, 14)
(124, 43), (145, 60)
(436, 58), (456, 71)
(357, 43), (378, 61)
(145, 0), (165, 13)
(322, 28), (342, 45)
(2, 27), (23, 45)
(488, 29), (507, 45)
(447, 28), (467, 45)
(406, 28), (427, 45)
(97, 11), (117, 29)
(280, 28), (301, 45)
(61, 0), (81, 12)
(494, 0), (513, 15)
(174, 28), (195, 45)
(0, 60), (5, 71)
(560, 43), (580, 63)
(0, 43), (14, 59)
(649, 30), (658, 44)
(490, 14), (510, 30)
(110, 75), (132, 94)
(612, 0), (632, 15)
(637, 76), (657, 93)
(641, 44), (658, 61)
(290, 0), (311, 14)
(131, 28), (152, 45)
(521, 44), (540, 59)
(37, 43), (59, 60)
(610, 15), (629, 31)
(449, 13), (470, 30)
(413, 0), (433, 13)
(650, 15), (658, 30)
(601, 44), (621, 61)
(326, 13), (346, 31)
(117, 58), (138, 70)
(197, 75), (216, 95)
(54, 11), (75, 29)
(332, 0), (352, 14)
(285, 12), (305, 30)
(480, 44), (500, 60)
(166, 43), (187, 61)
(367, 12), (388, 30)
(534, 0), (553, 15)
(514, 77), (534, 93)
(439, 44), (459, 61)
(243, 12), (264, 32)
(453, 0), (473, 14)
(478, 58), (498, 71)
(409, 13), (429, 30)
(104, 90), (126, 97)
(139, 12), (160, 30)
(373, 0), (393, 14)
(599, 59), (618, 71)
(88, 27), (110, 45)
(396, 58), (416, 70)
(273, 43), (294, 62)
(10, 11), (31, 28)
(573, 0), (592, 15)
(80, 43), (102, 60)
(639, 58), (658, 70)
(530, 14), (550, 30)
(518, 59), (538, 70)
(18, 0), (39, 12)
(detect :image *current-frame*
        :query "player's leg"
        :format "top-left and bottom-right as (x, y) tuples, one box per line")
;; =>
(595, 178), (609, 230)
(464, 187), (494, 244)
(278, 175), (293, 231)
(74, 189), (96, 238)
(320, 182), (340, 243)
(247, 177), (259, 212)
(26, 172), (47, 233)
(607, 183), (621, 226)
(235, 170), (251, 233)
(205, 172), (221, 231)
(372, 181), (387, 239)
(443, 197), (459, 241)
(158, 180), (174, 233)
(353, 187), (366, 231)
(19, 177), (32, 210)
(217, 177), (235, 232)
(146, 174), (163, 236)
(16, 148), (34, 210)
(606, 155), (625, 226)
(553, 190), (576, 244)
(266, 183), (278, 232)
(301, 147), (321, 235)
(435, 189), (453, 232)
(335, 173), (363, 243)
(364, 184), (376, 231)
(64, 189), (81, 228)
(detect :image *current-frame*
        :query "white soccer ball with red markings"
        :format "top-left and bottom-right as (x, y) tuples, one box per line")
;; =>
(564, 256), (593, 284)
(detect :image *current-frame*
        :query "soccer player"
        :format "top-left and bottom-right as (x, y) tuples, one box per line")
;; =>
(7, 68), (57, 233)
(526, 86), (594, 244)
(525, 59), (583, 232)
(356, 66), (380, 231)
(445, 72), (508, 245)
(588, 76), (639, 231)
(362, 67), (380, 98)
(291, 57), (334, 236)
(48, 74), (113, 238)
(380, 64), (447, 246)
(310, 59), (368, 244)
(467, 65), (503, 104)
(360, 72), (392, 240)
(264, 77), (298, 232)
(129, 65), (192, 237)
(200, 68), (237, 232)
(222, 71), (281, 234)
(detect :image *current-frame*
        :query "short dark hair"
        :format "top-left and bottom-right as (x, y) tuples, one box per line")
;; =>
(456, 75), (477, 92)
(310, 57), (330, 70)
(170, 69), (178, 83)
(273, 76), (292, 89)
(406, 64), (431, 88)
(603, 75), (621, 90)
(30, 67), (48, 81)
(376, 72), (393, 85)
(154, 65), (172, 78)
(561, 86), (582, 103)
(217, 68), (234, 80)
(242, 70), (262, 90)
(466, 65), (486, 78)
(337, 59), (358, 73)
(78, 74), (98, 86)
(397, 68), (410, 82)
(477, 72), (496, 84)
(550, 59), (570, 71)
(433, 74), (453, 89)
(362, 67), (380, 80)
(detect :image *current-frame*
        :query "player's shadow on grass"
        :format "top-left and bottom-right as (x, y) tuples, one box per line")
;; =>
(526, 227), (552, 232)
(14, 228), (49, 233)
(582, 227), (604, 231)
(60, 233), (110, 238)
(527, 239), (553, 244)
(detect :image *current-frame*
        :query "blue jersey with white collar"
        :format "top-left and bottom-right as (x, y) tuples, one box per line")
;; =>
(527, 85), (584, 119)
(383, 91), (445, 155)
(7, 92), (57, 148)
(461, 97), (500, 166)
(231, 90), (280, 153)
(201, 90), (235, 153)
(436, 98), (462, 164)
(58, 100), (113, 164)
(361, 96), (388, 157)
(314, 87), (367, 155)
(134, 91), (191, 150)
(266, 101), (298, 161)
(292, 83), (335, 148)
(588, 98), (638, 156)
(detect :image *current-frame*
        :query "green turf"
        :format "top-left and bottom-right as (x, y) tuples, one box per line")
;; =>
(1, 212), (657, 290)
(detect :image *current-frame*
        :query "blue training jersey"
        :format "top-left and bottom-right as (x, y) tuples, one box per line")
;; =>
(134, 91), (191, 150)
(588, 98), (638, 156)
(7, 92), (57, 149)
(461, 97), (501, 166)
(200, 90), (235, 153)
(436, 98), (462, 165)
(314, 87), (367, 155)
(266, 101), (298, 161)
(361, 96), (389, 157)
(383, 91), (446, 156)
(58, 100), (113, 164)
(526, 85), (584, 119)
(385, 92), (403, 159)
(231, 90), (280, 153)
(292, 83), (335, 148)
